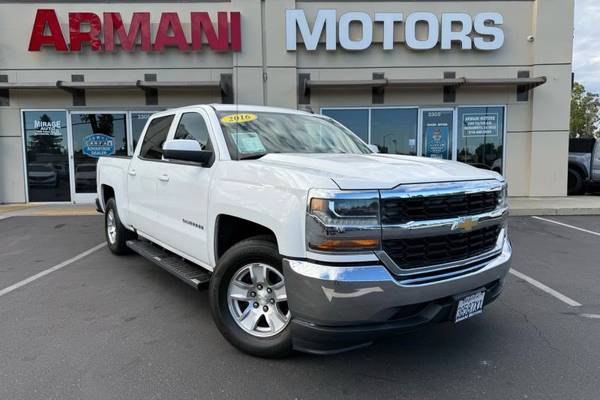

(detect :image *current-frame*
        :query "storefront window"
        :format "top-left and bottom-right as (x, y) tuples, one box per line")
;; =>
(371, 108), (418, 155)
(23, 111), (71, 202)
(131, 112), (154, 154)
(457, 107), (505, 174)
(321, 109), (369, 143)
(70, 113), (128, 194)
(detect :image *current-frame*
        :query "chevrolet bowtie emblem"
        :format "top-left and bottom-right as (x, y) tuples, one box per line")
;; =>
(453, 217), (478, 232)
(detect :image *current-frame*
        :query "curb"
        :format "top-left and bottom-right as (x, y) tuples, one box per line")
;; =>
(509, 208), (600, 216)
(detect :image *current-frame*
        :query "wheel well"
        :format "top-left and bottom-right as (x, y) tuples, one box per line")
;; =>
(215, 215), (277, 260)
(101, 185), (115, 207)
(568, 162), (587, 180)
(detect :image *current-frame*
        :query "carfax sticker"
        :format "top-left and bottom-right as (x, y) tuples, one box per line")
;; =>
(220, 113), (258, 124)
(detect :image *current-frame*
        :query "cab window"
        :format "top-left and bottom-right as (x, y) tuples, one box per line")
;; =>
(139, 115), (175, 160)
(174, 112), (212, 151)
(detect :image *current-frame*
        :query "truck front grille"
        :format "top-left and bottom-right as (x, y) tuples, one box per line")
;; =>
(381, 191), (499, 225)
(382, 225), (502, 269)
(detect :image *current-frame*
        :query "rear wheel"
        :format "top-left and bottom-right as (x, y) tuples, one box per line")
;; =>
(104, 198), (136, 255)
(568, 167), (585, 195)
(209, 237), (293, 358)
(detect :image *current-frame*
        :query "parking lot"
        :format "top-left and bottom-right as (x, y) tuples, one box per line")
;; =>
(1, 214), (599, 400)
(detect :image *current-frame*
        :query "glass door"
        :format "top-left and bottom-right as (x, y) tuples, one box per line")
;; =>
(419, 109), (456, 160)
(128, 111), (156, 155)
(68, 112), (128, 203)
(22, 110), (71, 202)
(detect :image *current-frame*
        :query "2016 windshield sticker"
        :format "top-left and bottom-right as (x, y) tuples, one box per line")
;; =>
(220, 113), (258, 124)
(231, 132), (266, 154)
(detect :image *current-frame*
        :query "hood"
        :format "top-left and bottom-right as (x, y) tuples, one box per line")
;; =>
(257, 153), (501, 190)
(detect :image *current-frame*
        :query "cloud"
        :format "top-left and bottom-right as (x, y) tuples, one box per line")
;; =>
(574, 0), (600, 93)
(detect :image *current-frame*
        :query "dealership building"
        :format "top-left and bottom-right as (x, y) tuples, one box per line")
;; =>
(0, 0), (574, 203)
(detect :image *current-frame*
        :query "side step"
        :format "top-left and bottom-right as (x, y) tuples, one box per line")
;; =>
(126, 239), (211, 289)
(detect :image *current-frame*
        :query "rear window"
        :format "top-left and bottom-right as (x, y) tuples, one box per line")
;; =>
(139, 115), (175, 160)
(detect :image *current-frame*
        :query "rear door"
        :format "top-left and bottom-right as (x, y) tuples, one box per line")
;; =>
(127, 114), (176, 238)
(154, 110), (215, 265)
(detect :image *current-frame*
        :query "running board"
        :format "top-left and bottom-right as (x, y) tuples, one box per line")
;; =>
(126, 239), (211, 289)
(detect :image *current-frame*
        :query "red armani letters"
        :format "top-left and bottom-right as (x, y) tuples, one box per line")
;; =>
(28, 9), (242, 52)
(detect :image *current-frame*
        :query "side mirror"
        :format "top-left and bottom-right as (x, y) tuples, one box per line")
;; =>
(163, 140), (213, 165)
(368, 144), (379, 153)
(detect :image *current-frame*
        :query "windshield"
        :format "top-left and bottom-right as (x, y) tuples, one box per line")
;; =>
(217, 111), (371, 159)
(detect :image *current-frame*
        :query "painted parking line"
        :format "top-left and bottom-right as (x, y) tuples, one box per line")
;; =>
(509, 268), (582, 307)
(0, 243), (106, 298)
(532, 216), (600, 237)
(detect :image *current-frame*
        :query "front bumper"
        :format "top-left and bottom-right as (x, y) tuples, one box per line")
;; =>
(282, 239), (512, 354)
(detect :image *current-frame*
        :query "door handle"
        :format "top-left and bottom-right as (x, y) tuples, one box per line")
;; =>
(128, 169), (136, 176)
(159, 174), (170, 182)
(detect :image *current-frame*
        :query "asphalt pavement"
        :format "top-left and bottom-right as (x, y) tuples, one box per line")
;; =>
(1, 215), (599, 400)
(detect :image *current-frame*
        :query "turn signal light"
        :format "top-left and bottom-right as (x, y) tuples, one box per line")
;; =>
(309, 238), (380, 251)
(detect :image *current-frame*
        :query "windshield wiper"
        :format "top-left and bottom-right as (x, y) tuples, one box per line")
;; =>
(237, 152), (268, 160)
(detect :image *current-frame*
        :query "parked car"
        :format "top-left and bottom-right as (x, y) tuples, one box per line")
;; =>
(27, 163), (58, 187)
(96, 104), (511, 358)
(75, 163), (97, 190)
(568, 138), (600, 195)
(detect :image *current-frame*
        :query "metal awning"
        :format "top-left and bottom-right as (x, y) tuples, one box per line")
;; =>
(0, 80), (221, 91)
(304, 76), (547, 92)
(463, 77), (547, 90)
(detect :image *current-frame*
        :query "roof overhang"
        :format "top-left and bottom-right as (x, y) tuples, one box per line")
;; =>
(0, 80), (222, 91)
(304, 76), (547, 92)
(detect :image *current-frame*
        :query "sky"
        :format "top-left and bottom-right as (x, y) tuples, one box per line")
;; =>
(574, 0), (600, 93)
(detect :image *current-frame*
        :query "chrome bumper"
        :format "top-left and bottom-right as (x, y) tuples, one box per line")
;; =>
(283, 239), (511, 326)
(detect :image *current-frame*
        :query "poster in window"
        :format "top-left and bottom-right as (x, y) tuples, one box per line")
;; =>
(425, 126), (449, 159)
(462, 113), (499, 137)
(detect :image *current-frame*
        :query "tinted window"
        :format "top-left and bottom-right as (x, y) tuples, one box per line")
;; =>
(23, 110), (71, 202)
(174, 113), (212, 150)
(371, 108), (418, 155)
(131, 112), (155, 155)
(457, 107), (505, 174)
(321, 109), (369, 143)
(139, 115), (174, 160)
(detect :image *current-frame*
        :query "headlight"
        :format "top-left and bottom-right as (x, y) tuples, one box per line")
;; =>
(306, 190), (381, 253)
(497, 183), (508, 208)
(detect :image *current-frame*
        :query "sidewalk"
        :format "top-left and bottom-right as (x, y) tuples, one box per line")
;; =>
(509, 195), (600, 216)
(0, 203), (98, 219)
(2, 196), (600, 219)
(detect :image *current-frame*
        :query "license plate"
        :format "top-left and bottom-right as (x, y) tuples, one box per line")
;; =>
(454, 291), (485, 323)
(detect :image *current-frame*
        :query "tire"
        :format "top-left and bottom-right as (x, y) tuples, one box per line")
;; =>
(568, 167), (585, 195)
(209, 237), (294, 358)
(104, 198), (136, 255)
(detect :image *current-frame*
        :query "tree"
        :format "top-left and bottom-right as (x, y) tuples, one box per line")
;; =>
(570, 82), (600, 138)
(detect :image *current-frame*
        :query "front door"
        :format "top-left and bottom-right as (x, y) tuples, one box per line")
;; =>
(419, 109), (455, 160)
(154, 110), (214, 265)
(68, 112), (128, 203)
(22, 110), (72, 202)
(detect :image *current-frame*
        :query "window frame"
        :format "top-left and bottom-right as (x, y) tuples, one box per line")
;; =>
(136, 113), (176, 162)
(321, 106), (419, 154)
(173, 111), (214, 152)
(321, 104), (507, 175)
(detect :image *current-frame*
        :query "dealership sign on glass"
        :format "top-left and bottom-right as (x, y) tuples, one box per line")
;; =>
(28, 9), (241, 52)
(286, 10), (504, 51)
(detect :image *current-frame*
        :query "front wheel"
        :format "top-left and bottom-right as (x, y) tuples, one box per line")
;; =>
(209, 237), (293, 358)
(568, 167), (585, 195)
(104, 198), (136, 255)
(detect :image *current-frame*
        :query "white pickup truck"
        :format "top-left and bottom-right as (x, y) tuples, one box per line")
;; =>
(96, 104), (511, 357)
